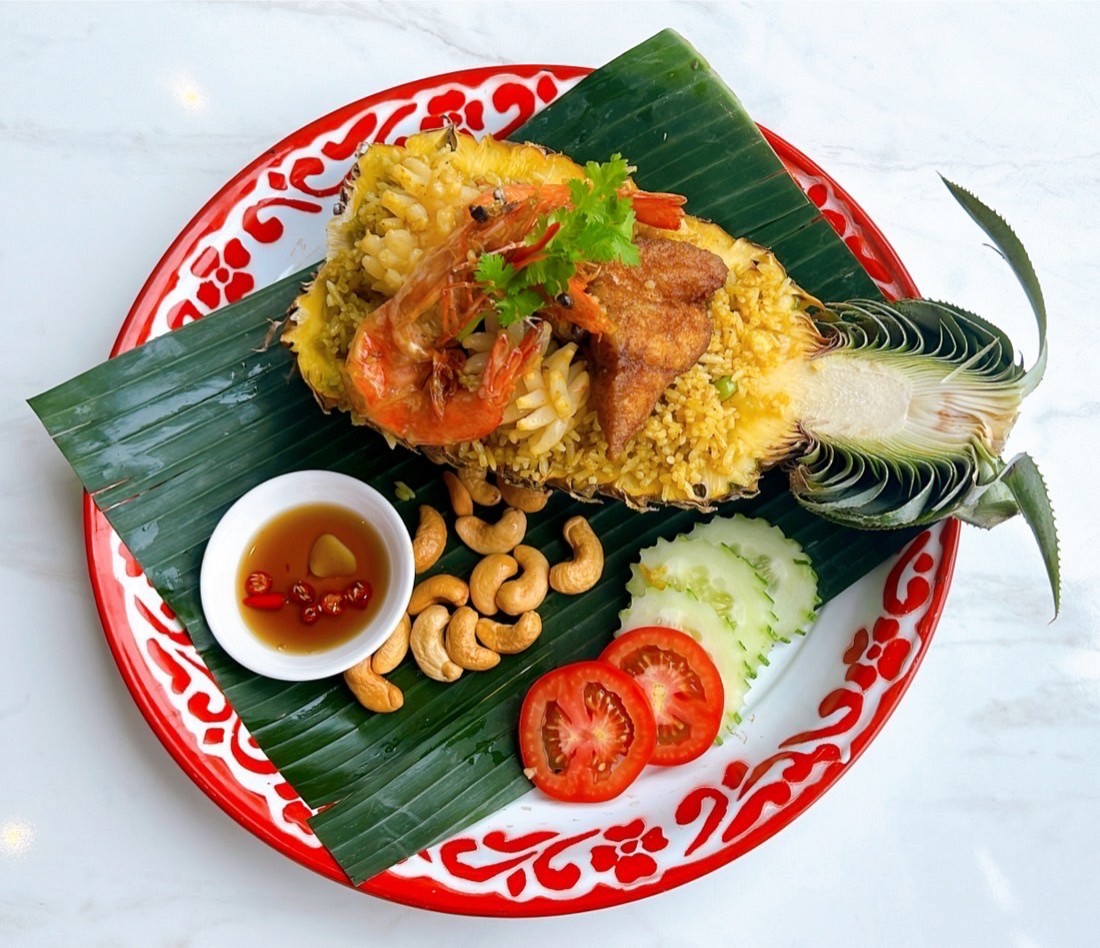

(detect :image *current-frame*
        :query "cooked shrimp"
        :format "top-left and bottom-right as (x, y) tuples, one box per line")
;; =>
(345, 194), (553, 445)
(344, 182), (687, 446)
(467, 183), (686, 231)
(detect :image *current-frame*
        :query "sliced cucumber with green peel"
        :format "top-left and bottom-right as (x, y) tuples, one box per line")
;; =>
(687, 514), (820, 641)
(626, 535), (777, 666)
(617, 586), (753, 730)
(621, 516), (821, 731)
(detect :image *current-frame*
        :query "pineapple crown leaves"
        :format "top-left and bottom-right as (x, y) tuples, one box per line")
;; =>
(1001, 453), (1061, 618)
(937, 177), (1057, 616)
(957, 452), (1061, 618)
(938, 175), (1048, 394)
(791, 178), (1060, 617)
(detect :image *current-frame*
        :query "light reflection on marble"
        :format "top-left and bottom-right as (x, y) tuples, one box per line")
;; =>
(3, 2), (1097, 946)
(0, 819), (35, 858)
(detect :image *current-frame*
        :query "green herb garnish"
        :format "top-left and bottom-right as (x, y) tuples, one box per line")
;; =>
(474, 154), (640, 328)
(471, 254), (547, 329)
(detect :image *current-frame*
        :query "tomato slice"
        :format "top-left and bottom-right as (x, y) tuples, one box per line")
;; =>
(600, 627), (724, 766)
(518, 661), (656, 803)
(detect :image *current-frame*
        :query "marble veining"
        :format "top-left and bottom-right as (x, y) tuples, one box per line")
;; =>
(3, 2), (1098, 945)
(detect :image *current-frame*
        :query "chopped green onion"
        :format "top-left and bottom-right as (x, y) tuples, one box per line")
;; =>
(394, 481), (415, 502)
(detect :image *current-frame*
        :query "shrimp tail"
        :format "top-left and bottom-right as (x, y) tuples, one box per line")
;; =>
(428, 349), (465, 420)
(628, 191), (687, 230)
(481, 325), (546, 402)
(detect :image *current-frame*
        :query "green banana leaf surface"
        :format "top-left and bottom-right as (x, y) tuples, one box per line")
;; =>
(32, 30), (923, 886)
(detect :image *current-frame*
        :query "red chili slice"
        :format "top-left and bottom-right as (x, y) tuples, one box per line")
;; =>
(242, 592), (285, 611)
(289, 580), (316, 605)
(343, 580), (373, 609)
(245, 571), (273, 595)
(320, 592), (345, 617)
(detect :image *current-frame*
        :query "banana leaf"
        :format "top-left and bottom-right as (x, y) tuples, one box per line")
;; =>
(31, 30), (918, 886)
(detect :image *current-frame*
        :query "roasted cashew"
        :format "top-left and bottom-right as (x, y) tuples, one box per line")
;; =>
(475, 612), (543, 655)
(456, 507), (527, 555)
(445, 606), (501, 672)
(549, 516), (604, 594)
(458, 467), (501, 507)
(410, 605), (463, 682)
(412, 504), (447, 574)
(469, 553), (518, 616)
(344, 659), (403, 713)
(496, 545), (550, 615)
(497, 475), (550, 513)
(407, 574), (469, 615)
(443, 471), (474, 517)
(371, 614), (411, 675)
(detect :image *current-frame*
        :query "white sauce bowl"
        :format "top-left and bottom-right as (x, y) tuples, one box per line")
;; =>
(200, 470), (415, 681)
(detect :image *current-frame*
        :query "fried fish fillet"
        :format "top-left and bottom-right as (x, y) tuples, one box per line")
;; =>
(587, 238), (729, 457)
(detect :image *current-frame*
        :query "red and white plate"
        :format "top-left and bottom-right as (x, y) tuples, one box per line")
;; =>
(84, 65), (958, 916)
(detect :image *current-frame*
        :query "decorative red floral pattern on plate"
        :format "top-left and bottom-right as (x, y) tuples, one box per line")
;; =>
(83, 65), (956, 917)
(384, 526), (949, 906)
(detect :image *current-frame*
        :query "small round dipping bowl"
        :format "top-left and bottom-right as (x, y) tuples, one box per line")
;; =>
(200, 471), (414, 681)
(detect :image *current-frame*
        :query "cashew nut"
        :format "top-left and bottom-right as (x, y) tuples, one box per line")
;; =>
(496, 545), (550, 615)
(443, 471), (474, 517)
(549, 516), (604, 594)
(410, 605), (463, 682)
(475, 612), (543, 654)
(407, 574), (469, 615)
(458, 467), (501, 507)
(412, 504), (447, 574)
(445, 606), (501, 671)
(497, 474), (550, 513)
(344, 659), (403, 713)
(456, 507), (527, 555)
(469, 553), (518, 616)
(371, 614), (411, 675)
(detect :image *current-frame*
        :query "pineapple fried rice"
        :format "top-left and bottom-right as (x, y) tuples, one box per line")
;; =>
(283, 130), (821, 508)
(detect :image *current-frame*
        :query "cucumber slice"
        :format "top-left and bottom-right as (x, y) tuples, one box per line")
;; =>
(687, 514), (820, 641)
(626, 536), (777, 666)
(617, 586), (754, 729)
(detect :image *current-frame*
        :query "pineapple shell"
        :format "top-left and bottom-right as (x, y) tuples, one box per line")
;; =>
(282, 131), (820, 509)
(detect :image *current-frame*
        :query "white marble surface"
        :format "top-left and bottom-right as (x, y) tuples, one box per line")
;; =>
(4, 2), (1098, 944)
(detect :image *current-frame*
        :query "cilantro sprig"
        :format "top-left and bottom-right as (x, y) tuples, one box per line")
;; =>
(472, 154), (640, 329)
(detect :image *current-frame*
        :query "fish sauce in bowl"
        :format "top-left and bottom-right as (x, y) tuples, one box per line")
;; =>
(236, 503), (391, 654)
(200, 470), (416, 682)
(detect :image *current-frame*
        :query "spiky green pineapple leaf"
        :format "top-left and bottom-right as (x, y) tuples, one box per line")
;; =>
(939, 175), (1047, 393)
(952, 476), (1020, 528)
(1002, 453), (1061, 616)
(950, 449), (1060, 615)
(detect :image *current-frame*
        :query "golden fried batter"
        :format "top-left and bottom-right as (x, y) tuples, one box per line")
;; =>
(587, 238), (728, 458)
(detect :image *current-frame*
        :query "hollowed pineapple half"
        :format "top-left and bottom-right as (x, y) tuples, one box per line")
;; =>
(283, 132), (1059, 610)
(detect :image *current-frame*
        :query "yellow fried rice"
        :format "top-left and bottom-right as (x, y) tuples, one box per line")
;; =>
(283, 130), (821, 507)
